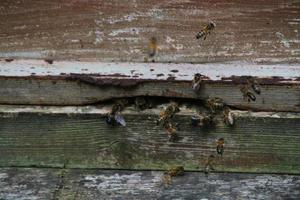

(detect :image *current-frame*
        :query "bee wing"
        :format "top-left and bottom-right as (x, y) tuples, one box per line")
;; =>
(114, 114), (126, 126)
(192, 83), (201, 92)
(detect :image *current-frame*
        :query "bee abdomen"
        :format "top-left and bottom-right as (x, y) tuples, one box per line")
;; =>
(196, 31), (205, 39)
(248, 92), (256, 101)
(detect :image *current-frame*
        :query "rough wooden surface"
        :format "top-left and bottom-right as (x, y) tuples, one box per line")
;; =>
(0, 0), (299, 63)
(0, 60), (299, 111)
(0, 168), (60, 200)
(1, 168), (300, 200)
(0, 105), (299, 174)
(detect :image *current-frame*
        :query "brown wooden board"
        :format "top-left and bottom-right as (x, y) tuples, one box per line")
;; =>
(0, 105), (299, 174)
(1, 168), (300, 200)
(0, 0), (299, 63)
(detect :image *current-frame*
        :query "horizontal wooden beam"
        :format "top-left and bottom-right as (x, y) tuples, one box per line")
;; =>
(0, 105), (299, 174)
(0, 168), (300, 199)
(0, 0), (299, 63)
(0, 60), (299, 111)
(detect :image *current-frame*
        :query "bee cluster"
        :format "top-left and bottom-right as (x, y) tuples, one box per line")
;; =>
(104, 39), (262, 181)
(157, 102), (181, 142)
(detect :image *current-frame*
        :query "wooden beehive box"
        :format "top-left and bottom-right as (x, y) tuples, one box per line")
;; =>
(0, 0), (299, 199)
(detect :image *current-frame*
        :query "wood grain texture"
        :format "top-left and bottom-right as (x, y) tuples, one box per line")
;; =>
(0, 106), (299, 173)
(1, 168), (299, 200)
(1, 77), (299, 111)
(62, 169), (300, 200)
(0, 0), (299, 63)
(0, 60), (299, 111)
(0, 168), (60, 200)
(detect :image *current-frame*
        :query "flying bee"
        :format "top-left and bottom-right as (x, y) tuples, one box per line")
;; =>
(223, 107), (234, 126)
(192, 73), (204, 92)
(247, 77), (261, 95)
(148, 36), (157, 58)
(196, 22), (216, 40)
(216, 138), (225, 156)
(157, 102), (180, 125)
(205, 97), (225, 113)
(240, 85), (256, 102)
(204, 154), (215, 175)
(163, 166), (184, 184)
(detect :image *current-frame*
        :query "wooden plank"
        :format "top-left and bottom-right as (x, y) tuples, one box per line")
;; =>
(0, 105), (299, 173)
(61, 169), (300, 200)
(0, 168), (60, 200)
(0, 60), (299, 111)
(0, 0), (299, 63)
(1, 168), (299, 200)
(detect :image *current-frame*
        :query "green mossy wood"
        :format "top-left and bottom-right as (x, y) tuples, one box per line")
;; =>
(0, 106), (299, 174)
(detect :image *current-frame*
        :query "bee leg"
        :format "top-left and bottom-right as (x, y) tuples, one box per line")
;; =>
(217, 145), (222, 155)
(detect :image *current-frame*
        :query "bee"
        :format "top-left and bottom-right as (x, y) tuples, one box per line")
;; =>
(163, 166), (184, 184)
(148, 37), (157, 58)
(157, 102), (180, 125)
(105, 99), (129, 126)
(192, 73), (204, 92)
(240, 85), (256, 102)
(204, 154), (215, 174)
(216, 138), (225, 156)
(45, 59), (53, 64)
(191, 113), (215, 128)
(205, 97), (225, 113)
(196, 22), (216, 40)
(5, 58), (14, 62)
(223, 107), (234, 126)
(191, 115), (201, 127)
(134, 97), (152, 110)
(247, 77), (261, 95)
(164, 122), (180, 142)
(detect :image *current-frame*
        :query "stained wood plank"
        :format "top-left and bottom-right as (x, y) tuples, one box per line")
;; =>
(1, 168), (299, 200)
(0, 105), (299, 173)
(0, 168), (60, 200)
(0, 0), (299, 63)
(0, 60), (299, 111)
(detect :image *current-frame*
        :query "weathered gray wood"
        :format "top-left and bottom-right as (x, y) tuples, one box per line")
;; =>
(0, 105), (299, 173)
(0, 168), (299, 200)
(62, 169), (300, 200)
(0, 168), (60, 200)
(0, 0), (299, 63)
(0, 60), (299, 111)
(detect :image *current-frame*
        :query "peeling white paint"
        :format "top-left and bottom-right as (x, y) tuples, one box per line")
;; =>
(13, 25), (27, 30)
(288, 22), (299, 25)
(0, 60), (299, 82)
(93, 28), (104, 45)
(109, 28), (142, 36)
(83, 172), (162, 192)
(106, 13), (140, 24)
(275, 32), (290, 48)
